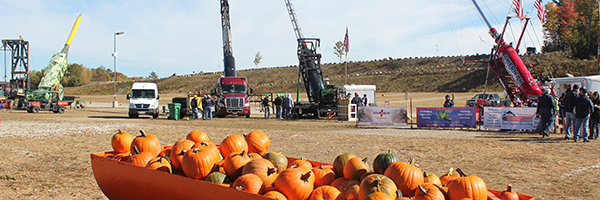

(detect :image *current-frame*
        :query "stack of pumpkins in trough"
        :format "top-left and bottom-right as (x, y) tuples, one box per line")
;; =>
(108, 129), (523, 200)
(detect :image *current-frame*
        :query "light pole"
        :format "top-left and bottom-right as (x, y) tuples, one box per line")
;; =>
(113, 31), (124, 108)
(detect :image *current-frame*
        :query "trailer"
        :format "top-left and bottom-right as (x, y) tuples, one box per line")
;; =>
(552, 75), (600, 95)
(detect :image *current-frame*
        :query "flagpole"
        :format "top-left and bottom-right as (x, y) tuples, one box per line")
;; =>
(597, 0), (600, 67)
(345, 53), (348, 85)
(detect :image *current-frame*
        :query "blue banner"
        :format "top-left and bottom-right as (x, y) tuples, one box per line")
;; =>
(417, 107), (477, 128)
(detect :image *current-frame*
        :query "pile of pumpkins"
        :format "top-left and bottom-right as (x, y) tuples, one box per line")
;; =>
(108, 129), (522, 200)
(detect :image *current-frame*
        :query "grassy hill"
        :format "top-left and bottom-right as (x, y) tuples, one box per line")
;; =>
(64, 51), (599, 95)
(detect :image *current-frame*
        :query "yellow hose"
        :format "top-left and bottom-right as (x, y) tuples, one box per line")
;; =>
(65, 14), (82, 46)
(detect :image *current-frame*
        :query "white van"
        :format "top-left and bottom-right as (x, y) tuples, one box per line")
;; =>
(126, 82), (160, 118)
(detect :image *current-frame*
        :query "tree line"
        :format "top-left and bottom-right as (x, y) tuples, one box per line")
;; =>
(543, 0), (599, 59)
(28, 64), (158, 89)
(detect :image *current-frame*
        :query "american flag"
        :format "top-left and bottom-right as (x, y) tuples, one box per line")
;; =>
(534, 0), (546, 24)
(343, 27), (349, 58)
(514, 0), (524, 20)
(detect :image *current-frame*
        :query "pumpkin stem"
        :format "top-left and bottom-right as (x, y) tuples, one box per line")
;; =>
(235, 185), (245, 191)
(446, 167), (454, 176)
(418, 184), (428, 195)
(319, 162), (325, 169)
(361, 157), (369, 163)
(456, 168), (467, 177)
(158, 154), (164, 163)
(267, 168), (277, 176)
(375, 176), (383, 187)
(132, 146), (140, 155)
(407, 158), (415, 165)
(301, 171), (312, 182)
(117, 129), (123, 134)
(424, 171), (431, 178)
(506, 184), (513, 192)
(192, 148), (201, 154)
(387, 149), (392, 154)
(139, 130), (147, 137)
(396, 190), (403, 198)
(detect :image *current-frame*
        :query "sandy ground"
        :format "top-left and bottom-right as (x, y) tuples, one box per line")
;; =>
(0, 92), (598, 199)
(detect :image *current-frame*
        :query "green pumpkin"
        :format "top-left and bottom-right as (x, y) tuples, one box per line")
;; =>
(263, 152), (288, 174)
(372, 150), (399, 174)
(204, 172), (231, 184)
(333, 153), (356, 178)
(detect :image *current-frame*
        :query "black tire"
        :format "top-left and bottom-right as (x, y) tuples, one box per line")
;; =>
(27, 109), (33, 113)
(58, 107), (65, 114)
(32, 107), (40, 113)
(245, 114), (250, 118)
(217, 114), (226, 118)
(129, 113), (138, 118)
(153, 113), (159, 119)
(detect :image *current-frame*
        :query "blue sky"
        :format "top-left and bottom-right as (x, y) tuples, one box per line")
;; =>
(0, 0), (546, 79)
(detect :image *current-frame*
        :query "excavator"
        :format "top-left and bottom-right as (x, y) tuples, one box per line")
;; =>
(26, 14), (82, 113)
(284, 0), (340, 119)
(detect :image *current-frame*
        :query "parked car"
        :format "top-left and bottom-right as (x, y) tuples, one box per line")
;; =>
(465, 93), (511, 107)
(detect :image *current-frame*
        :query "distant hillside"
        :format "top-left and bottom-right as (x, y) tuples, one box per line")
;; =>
(64, 51), (599, 95)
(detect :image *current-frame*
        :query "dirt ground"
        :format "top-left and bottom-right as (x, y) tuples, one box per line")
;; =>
(0, 92), (598, 199)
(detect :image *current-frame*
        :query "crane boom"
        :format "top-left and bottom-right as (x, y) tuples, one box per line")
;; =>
(284, 0), (303, 40)
(221, 0), (236, 77)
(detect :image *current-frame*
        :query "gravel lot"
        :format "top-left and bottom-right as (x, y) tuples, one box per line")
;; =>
(0, 93), (598, 199)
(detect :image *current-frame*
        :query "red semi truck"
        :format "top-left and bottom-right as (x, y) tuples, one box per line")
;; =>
(214, 76), (251, 118)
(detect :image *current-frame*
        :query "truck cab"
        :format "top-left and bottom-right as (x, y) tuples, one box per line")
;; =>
(214, 77), (251, 118)
(127, 82), (160, 119)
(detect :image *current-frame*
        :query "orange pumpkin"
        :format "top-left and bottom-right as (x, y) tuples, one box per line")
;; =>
(384, 159), (423, 197)
(358, 174), (398, 200)
(128, 146), (155, 167)
(446, 169), (487, 200)
(331, 177), (348, 190)
(186, 130), (210, 143)
(339, 180), (360, 196)
(313, 163), (336, 187)
(274, 168), (315, 200)
(309, 185), (343, 200)
(343, 157), (369, 181)
(244, 130), (271, 156)
(289, 158), (313, 171)
(159, 148), (172, 158)
(223, 150), (254, 179)
(219, 134), (248, 158)
(264, 152), (289, 174)
(363, 192), (393, 200)
(264, 190), (288, 200)
(111, 129), (133, 153)
(345, 184), (360, 200)
(413, 183), (444, 200)
(439, 168), (460, 186)
(423, 171), (442, 186)
(181, 148), (218, 180)
(192, 141), (220, 162)
(169, 139), (195, 173)
(242, 158), (278, 188)
(146, 155), (172, 173)
(333, 153), (356, 178)
(130, 130), (161, 157)
(232, 173), (264, 194)
(497, 184), (519, 200)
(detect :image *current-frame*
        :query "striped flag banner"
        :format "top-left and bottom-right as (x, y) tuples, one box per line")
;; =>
(534, 0), (546, 23)
(514, 0), (524, 20)
(343, 27), (349, 58)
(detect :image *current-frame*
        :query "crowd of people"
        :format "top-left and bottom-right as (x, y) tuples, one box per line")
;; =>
(556, 84), (600, 142)
(261, 93), (294, 119)
(190, 94), (215, 120)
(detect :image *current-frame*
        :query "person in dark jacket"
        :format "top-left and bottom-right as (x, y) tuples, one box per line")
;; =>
(573, 87), (593, 142)
(262, 95), (270, 119)
(443, 95), (454, 107)
(203, 95), (215, 120)
(563, 84), (579, 140)
(590, 91), (600, 140)
(191, 96), (199, 119)
(536, 88), (555, 137)
(274, 94), (283, 119)
(351, 93), (363, 107)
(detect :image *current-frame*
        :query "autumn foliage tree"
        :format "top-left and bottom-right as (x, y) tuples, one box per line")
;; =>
(543, 0), (599, 59)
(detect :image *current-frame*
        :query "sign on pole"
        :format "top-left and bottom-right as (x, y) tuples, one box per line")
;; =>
(484, 107), (539, 130)
(357, 107), (408, 126)
(416, 107), (477, 128)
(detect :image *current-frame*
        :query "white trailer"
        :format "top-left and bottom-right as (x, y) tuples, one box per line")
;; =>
(552, 75), (600, 95)
(343, 85), (377, 106)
